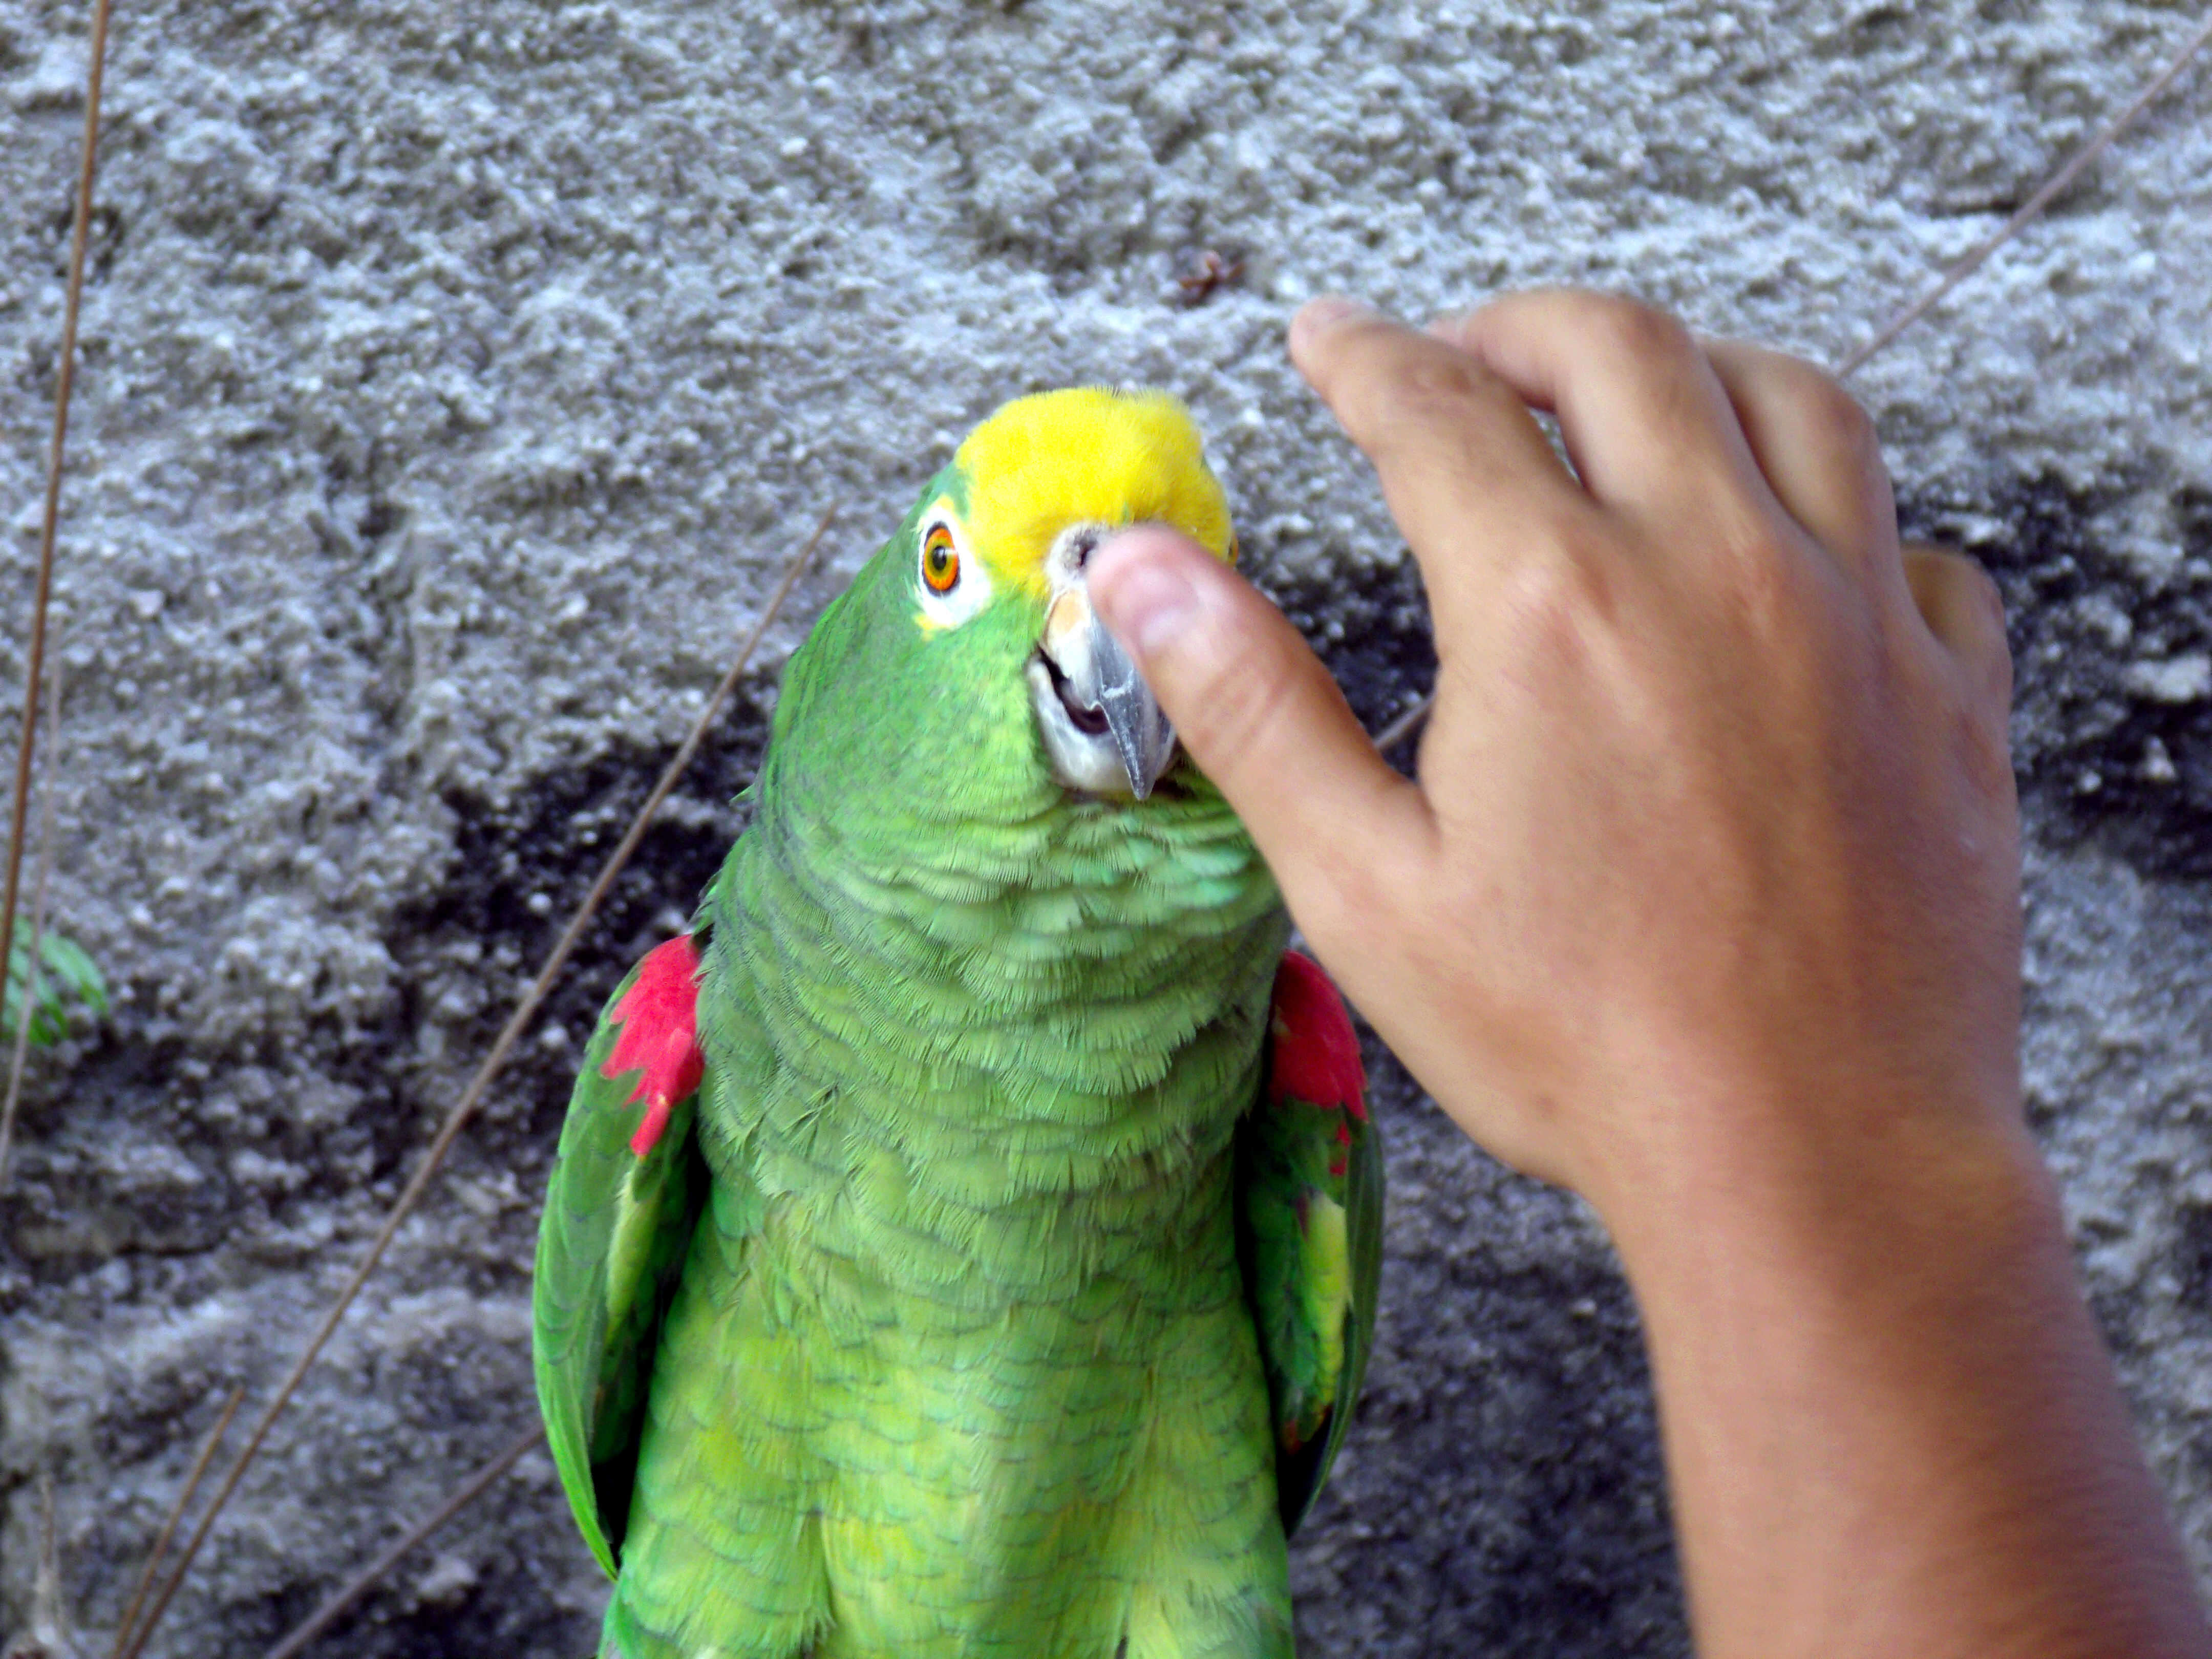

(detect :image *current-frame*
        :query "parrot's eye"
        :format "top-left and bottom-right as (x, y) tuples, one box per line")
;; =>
(921, 523), (961, 593)
(910, 502), (990, 633)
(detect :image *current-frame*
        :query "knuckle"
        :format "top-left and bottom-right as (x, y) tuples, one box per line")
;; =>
(1706, 490), (1791, 569)
(1911, 547), (2013, 700)
(1722, 530), (1802, 633)
(1954, 688), (2016, 797)
(1706, 502), (1816, 634)
(1956, 554), (2007, 632)
(1497, 544), (1609, 667)
(1588, 295), (1695, 369)
(1970, 587), (2015, 715)
(1799, 374), (1881, 473)
(1985, 618), (2015, 707)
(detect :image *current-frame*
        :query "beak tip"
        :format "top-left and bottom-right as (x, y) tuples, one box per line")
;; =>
(1060, 577), (1179, 801)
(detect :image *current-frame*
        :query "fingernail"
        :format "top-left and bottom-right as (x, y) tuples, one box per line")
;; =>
(1092, 547), (1201, 661)
(1296, 294), (1373, 334)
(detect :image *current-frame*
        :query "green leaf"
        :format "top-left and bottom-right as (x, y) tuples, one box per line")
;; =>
(3, 929), (108, 1047)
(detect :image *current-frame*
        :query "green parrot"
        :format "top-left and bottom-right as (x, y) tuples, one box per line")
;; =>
(533, 388), (1384, 1659)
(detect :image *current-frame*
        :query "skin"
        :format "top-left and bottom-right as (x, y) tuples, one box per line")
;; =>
(1087, 290), (2212, 1659)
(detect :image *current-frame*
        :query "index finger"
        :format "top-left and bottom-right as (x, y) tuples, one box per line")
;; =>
(1431, 291), (1767, 531)
(1289, 297), (1601, 634)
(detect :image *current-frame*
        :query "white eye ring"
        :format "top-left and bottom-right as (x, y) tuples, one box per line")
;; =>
(915, 512), (992, 630)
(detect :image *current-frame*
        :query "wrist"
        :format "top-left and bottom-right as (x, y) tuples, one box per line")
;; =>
(1591, 1073), (2042, 1303)
(1588, 1078), (2209, 1659)
(1570, 1019), (2032, 1289)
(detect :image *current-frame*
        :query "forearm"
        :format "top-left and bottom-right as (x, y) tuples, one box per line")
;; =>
(1607, 1106), (2210, 1659)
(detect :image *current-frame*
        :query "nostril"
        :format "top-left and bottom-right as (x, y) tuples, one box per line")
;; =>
(1070, 526), (1101, 568)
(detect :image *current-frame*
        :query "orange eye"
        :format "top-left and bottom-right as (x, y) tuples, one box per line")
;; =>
(921, 523), (961, 594)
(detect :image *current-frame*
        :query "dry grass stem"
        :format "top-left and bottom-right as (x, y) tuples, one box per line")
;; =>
(18, 1471), (81, 1659)
(1370, 697), (1432, 757)
(1835, 8), (2212, 379)
(114, 506), (835, 1659)
(106, 1384), (247, 1659)
(32, 4), (2205, 1652)
(1369, 16), (2212, 755)
(0, 619), (65, 1188)
(0, 0), (111, 1132)
(256, 1426), (543, 1659)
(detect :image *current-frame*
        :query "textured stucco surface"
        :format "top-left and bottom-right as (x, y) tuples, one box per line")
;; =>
(1, 1), (2208, 1653)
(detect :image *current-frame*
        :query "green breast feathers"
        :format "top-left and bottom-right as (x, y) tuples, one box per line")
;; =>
(531, 388), (1385, 1659)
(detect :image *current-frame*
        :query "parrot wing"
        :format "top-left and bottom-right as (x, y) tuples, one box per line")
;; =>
(533, 932), (714, 1577)
(1236, 949), (1385, 1538)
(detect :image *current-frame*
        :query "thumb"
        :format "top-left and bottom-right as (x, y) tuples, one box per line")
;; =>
(1088, 525), (1432, 944)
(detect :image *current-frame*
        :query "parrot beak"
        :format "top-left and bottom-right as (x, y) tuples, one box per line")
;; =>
(1031, 580), (1179, 799)
(1086, 600), (1179, 799)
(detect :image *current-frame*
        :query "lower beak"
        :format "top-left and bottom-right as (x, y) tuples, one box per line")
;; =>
(1039, 585), (1179, 799)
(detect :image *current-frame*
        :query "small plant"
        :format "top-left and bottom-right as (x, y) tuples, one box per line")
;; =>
(4, 932), (108, 1047)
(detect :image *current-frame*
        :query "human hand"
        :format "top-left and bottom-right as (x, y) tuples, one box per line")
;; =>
(1094, 291), (2020, 1222)
(1091, 291), (2210, 1659)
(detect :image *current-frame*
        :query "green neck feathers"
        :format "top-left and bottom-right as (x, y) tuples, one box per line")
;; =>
(696, 529), (1285, 1283)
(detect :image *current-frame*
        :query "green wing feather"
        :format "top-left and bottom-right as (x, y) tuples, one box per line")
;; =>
(1236, 955), (1385, 1537)
(1328, 1111), (1386, 1521)
(531, 950), (712, 1577)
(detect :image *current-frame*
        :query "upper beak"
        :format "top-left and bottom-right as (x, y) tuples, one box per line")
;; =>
(1089, 606), (1177, 799)
(1039, 582), (1178, 798)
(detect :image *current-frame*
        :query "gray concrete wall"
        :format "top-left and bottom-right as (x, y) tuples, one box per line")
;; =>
(1, 1), (2206, 1652)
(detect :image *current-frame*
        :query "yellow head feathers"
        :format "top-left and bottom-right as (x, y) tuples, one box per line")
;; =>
(947, 388), (1234, 598)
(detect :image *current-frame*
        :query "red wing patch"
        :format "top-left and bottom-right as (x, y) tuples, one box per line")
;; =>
(1266, 950), (1367, 1119)
(601, 934), (705, 1157)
